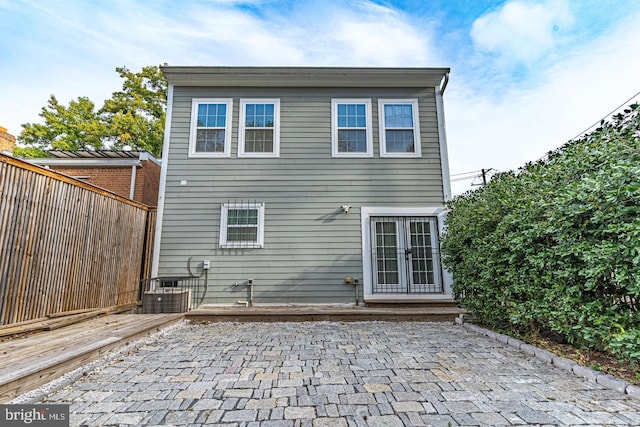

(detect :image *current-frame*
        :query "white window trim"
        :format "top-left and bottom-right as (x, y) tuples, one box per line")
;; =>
(219, 202), (265, 249)
(378, 99), (421, 158)
(188, 98), (233, 158)
(331, 98), (373, 158)
(238, 99), (280, 158)
(360, 206), (452, 301)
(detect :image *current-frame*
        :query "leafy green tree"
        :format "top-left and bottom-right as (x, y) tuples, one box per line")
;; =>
(12, 146), (50, 158)
(101, 66), (167, 155)
(15, 65), (167, 158)
(17, 96), (107, 155)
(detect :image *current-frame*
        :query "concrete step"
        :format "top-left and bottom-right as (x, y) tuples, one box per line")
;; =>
(185, 304), (466, 323)
(364, 299), (458, 308)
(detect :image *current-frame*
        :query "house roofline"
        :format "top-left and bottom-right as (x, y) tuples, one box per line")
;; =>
(160, 66), (450, 88)
(28, 158), (143, 167)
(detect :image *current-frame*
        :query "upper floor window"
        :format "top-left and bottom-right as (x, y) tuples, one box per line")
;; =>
(378, 99), (421, 157)
(189, 98), (233, 157)
(331, 99), (373, 157)
(219, 202), (265, 248)
(239, 99), (280, 157)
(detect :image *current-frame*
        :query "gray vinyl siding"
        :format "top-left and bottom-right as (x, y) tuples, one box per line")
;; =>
(158, 86), (445, 303)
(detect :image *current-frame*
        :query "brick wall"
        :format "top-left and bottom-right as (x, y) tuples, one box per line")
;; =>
(51, 160), (160, 206)
(0, 126), (16, 152)
(135, 159), (161, 207)
(52, 166), (133, 200)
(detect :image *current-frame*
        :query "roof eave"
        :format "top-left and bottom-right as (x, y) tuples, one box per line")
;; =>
(160, 66), (450, 88)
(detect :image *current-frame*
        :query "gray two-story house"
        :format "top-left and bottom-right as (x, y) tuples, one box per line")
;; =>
(153, 66), (453, 305)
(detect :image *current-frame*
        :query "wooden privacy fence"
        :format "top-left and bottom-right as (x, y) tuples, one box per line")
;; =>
(0, 154), (156, 326)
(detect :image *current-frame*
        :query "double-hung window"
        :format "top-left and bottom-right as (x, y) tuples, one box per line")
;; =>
(378, 99), (421, 157)
(239, 99), (280, 157)
(188, 98), (233, 157)
(331, 99), (373, 157)
(219, 203), (265, 248)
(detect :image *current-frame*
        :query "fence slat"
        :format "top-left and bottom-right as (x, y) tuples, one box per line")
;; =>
(0, 165), (18, 323)
(22, 174), (47, 322)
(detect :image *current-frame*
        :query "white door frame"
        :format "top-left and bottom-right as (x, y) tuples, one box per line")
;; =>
(360, 206), (453, 301)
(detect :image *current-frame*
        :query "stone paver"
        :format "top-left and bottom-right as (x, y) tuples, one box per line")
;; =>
(30, 321), (640, 426)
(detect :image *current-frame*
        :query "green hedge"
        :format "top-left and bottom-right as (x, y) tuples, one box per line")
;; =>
(442, 104), (640, 364)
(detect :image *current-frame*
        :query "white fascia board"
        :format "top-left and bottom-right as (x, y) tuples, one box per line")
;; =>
(161, 66), (450, 88)
(151, 83), (174, 278)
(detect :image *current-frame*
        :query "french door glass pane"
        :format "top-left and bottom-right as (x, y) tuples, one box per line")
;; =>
(409, 220), (435, 289)
(375, 221), (399, 286)
(371, 217), (441, 294)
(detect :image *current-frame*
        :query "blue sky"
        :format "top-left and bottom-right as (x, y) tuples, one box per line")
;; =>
(1, 0), (639, 193)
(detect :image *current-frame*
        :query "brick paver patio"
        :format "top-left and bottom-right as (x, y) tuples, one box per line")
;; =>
(34, 321), (640, 426)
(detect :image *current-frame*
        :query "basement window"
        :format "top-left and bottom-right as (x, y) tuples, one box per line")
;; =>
(219, 202), (265, 248)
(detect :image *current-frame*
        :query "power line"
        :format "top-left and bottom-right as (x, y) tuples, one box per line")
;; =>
(450, 168), (495, 184)
(471, 168), (494, 186)
(569, 90), (640, 141)
(451, 176), (476, 182)
(451, 93), (640, 190)
(450, 170), (482, 178)
(528, 90), (640, 168)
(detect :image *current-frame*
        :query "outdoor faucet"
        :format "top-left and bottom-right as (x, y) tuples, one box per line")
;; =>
(234, 280), (254, 307)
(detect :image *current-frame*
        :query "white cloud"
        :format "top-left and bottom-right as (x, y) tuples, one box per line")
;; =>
(323, 17), (429, 66)
(447, 7), (640, 195)
(471, 0), (574, 65)
(175, 7), (305, 65)
(241, 0), (438, 67)
(1, 0), (441, 137)
(310, 2), (433, 66)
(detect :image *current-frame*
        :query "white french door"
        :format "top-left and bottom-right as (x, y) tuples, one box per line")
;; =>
(370, 216), (442, 293)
